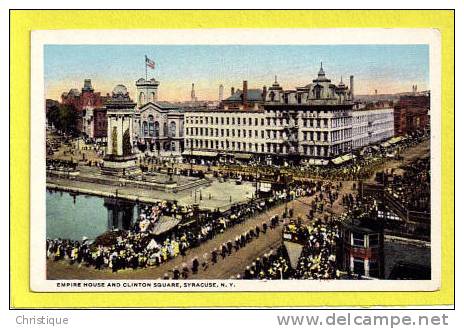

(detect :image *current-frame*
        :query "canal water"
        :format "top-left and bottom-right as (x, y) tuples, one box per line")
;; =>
(46, 189), (139, 241)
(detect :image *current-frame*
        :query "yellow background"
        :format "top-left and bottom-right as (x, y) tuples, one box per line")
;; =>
(10, 10), (454, 308)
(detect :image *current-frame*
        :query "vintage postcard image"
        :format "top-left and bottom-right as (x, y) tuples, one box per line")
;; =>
(30, 28), (441, 292)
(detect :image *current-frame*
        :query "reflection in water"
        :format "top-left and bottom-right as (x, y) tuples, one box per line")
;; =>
(46, 189), (140, 241)
(104, 197), (140, 231)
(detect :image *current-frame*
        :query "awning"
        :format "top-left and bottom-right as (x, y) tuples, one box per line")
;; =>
(181, 150), (218, 157)
(305, 158), (329, 166)
(151, 216), (181, 236)
(233, 153), (254, 160)
(332, 154), (356, 165)
(388, 136), (404, 145)
(380, 141), (391, 148)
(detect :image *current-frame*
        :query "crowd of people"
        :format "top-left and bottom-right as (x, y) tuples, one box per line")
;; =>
(46, 159), (78, 172)
(167, 215), (280, 280)
(385, 157), (430, 213)
(240, 246), (291, 280)
(46, 182), (308, 273)
(292, 220), (339, 280)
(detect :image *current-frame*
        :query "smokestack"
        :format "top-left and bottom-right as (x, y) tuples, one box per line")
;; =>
(349, 75), (354, 100)
(262, 85), (267, 100)
(219, 84), (224, 101)
(231, 87), (235, 96)
(242, 80), (248, 106)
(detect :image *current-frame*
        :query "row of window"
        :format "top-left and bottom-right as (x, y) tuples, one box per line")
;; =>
(186, 139), (333, 156)
(141, 121), (178, 138)
(185, 127), (357, 142)
(185, 116), (263, 126)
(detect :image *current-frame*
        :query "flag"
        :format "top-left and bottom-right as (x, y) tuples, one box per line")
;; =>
(145, 55), (155, 69)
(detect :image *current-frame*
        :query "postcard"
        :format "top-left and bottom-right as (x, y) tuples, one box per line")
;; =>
(30, 28), (441, 292)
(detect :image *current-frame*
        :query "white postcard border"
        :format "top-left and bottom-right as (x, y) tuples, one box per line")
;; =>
(30, 28), (441, 292)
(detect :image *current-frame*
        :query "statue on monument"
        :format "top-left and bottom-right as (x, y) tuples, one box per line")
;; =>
(112, 127), (118, 155)
(123, 128), (132, 156)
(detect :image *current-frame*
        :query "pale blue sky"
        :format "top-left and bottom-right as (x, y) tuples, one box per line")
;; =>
(45, 44), (429, 101)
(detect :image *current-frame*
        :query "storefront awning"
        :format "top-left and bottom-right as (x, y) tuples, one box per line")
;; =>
(151, 216), (181, 236)
(388, 136), (404, 145)
(380, 141), (391, 148)
(332, 154), (356, 165)
(233, 153), (254, 160)
(181, 150), (218, 157)
(305, 158), (329, 166)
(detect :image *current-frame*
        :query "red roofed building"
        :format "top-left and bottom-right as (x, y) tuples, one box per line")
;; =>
(394, 94), (430, 136)
(61, 79), (109, 136)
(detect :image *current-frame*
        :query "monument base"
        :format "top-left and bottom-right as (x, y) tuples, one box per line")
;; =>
(101, 154), (141, 177)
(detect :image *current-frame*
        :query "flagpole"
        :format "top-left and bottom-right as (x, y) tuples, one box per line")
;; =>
(145, 55), (148, 106)
(145, 55), (147, 81)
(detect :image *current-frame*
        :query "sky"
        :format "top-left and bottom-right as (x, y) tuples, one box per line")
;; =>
(44, 44), (429, 102)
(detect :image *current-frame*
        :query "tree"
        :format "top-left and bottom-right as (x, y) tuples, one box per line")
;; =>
(46, 103), (78, 135)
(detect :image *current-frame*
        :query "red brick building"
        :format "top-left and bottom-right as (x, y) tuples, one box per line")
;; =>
(92, 108), (108, 141)
(394, 94), (430, 136)
(61, 79), (109, 133)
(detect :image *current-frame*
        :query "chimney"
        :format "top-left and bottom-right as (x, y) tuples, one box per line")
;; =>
(242, 80), (248, 106)
(219, 84), (224, 101)
(349, 75), (354, 99)
(262, 85), (267, 100)
(231, 87), (235, 96)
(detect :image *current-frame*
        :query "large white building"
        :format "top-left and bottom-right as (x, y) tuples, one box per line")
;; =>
(130, 65), (394, 165)
(184, 65), (359, 165)
(352, 102), (395, 149)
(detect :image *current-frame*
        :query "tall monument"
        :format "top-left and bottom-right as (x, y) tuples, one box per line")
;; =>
(101, 84), (141, 177)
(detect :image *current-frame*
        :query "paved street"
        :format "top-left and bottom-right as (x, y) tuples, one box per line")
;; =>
(47, 180), (352, 280)
(46, 141), (429, 280)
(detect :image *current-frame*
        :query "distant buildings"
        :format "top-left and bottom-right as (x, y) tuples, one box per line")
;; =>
(185, 65), (365, 165)
(50, 64), (428, 164)
(352, 101), (395, 149)
(60, 79), (109, 140)
(394, 94), (430, 136)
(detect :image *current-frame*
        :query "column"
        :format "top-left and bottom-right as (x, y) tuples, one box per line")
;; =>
(107, 116), (113, 155)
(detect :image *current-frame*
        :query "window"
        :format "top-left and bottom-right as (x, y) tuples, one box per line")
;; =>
(369, 260), (379, 278)
(353, 258), (364, 275)
(315, 85), (322, 99)
(169, 121), (176, 137)
(142, 121), (148, 136)
(139, 92), (145, 104)
(369, 234), (379, 247)
(353, 232), (365, 247)
(269, 91), (275, 101)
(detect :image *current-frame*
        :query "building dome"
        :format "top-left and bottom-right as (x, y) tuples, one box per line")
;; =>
(112, 84), (128, 96)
